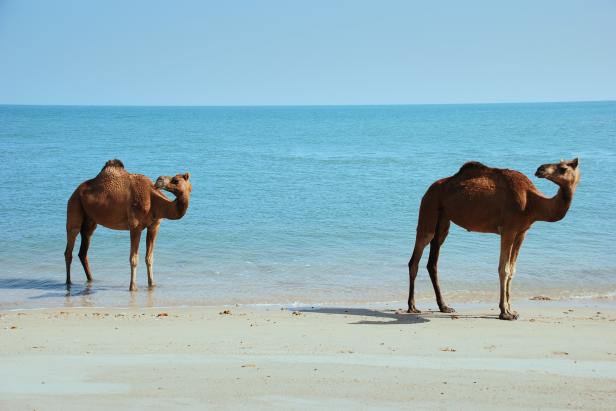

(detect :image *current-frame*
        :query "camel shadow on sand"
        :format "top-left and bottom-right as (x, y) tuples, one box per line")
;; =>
(299, 307), (499, 325)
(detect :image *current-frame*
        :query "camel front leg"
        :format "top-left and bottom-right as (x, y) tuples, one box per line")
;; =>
(145, 221), (161, 288)
(129, 228), (142, 292)
(506, 230), (527, 318)
(498, 231), (517, 320)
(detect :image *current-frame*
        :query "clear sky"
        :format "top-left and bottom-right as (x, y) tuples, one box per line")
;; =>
(0, 0), (614, 105)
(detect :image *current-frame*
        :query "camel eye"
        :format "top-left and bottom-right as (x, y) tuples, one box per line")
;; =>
(171, 178), (178, 184)
(558, 167), (567, 174)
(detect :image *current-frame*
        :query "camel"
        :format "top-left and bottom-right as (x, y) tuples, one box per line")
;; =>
(64, 159), (192, 291)
(407, 158), (580, 320)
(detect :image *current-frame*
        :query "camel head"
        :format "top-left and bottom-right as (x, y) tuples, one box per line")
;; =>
(535, 158), (580, 188)
(155, 173), (192, 196)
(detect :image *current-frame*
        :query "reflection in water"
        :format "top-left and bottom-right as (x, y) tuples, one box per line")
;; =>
(0, 275), (165, 309)
(146, 288), (154, 307)
(0, 278), (69, 291)
(64, 282), (95, 308)
(11, 278), (99, 307)
(129, 288), (155, 308)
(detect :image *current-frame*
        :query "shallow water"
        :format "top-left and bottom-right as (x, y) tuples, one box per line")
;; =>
(0, 102), (614, 309)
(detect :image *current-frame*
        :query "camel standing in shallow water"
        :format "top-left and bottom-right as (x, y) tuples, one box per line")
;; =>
(407, 158), (580, 320)
(65, 159), (192, 291)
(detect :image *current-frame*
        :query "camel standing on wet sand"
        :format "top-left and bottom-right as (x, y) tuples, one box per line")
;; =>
(407, 158), (580, 320)
(65, 159), (192, 291)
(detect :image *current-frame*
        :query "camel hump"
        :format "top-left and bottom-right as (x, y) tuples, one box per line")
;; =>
(457, 161), (488, 174)
(94, 159), (127, 180)
(103, 159), (125, 170)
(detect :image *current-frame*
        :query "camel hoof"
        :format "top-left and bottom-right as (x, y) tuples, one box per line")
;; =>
(499, 312), (518, 321)
(148, 283), (157, 289)
(129, 285), (138, 292)
(407, 307), (421, 314)
(439, 306), (456, 313)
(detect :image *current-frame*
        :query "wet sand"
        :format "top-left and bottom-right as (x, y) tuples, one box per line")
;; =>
(1, 301), (615, 410)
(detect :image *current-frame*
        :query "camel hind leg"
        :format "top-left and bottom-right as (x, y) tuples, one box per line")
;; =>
(78, 219), (97, 282)
(407, 191), (440, 313)
(65, 191), (84, 286)
(407, 233), (432, 313)
(65, 228), (80, 286)
(427, 216), (454, 313)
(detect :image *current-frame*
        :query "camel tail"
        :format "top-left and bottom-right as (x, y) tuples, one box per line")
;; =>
(66, 188), (85, 231)
(415, 183), (442, 237)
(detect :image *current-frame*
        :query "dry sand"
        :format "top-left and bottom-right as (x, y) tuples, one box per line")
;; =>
(1, 300), (615, 410)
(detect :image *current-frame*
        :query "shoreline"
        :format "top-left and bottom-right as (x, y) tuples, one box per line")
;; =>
(2, 301), (615, 410)
(2, 291), (616, 313)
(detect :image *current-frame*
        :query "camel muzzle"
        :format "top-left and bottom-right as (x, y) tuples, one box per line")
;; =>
(154, 177), (170, 189)
(535, 165), (548, 178)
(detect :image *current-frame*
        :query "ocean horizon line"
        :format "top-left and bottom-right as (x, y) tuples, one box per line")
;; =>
(1, 99), (615, 109)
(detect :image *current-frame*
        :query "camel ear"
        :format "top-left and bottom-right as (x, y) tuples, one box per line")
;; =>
(183, 172), (190, 181)
(570, 158), (579, 169)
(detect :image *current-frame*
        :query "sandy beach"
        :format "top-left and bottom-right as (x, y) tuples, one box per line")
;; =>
(1, 300), (615, 410)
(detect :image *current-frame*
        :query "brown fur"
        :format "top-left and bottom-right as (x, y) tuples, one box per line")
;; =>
(407, 158), (580, 320)
(64, 160), (192, 291)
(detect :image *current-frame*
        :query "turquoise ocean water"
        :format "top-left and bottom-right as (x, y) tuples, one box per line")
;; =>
(0, 102), (614, 309)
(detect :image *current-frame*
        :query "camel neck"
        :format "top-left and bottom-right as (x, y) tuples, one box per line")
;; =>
(532, 184), (574, 223)
(167, 190), (190, 220)
(153, 190), (190, 220)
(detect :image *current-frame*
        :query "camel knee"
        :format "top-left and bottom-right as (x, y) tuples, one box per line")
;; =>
(78, 250), (87, 261)
(498, 262), (513, 278)
(407, 258), (416, 271)
(130, 255), (139, 267)
(64, 247), (75, 264)
(145, 254), (153, 267)
(426, 261), (436, 275)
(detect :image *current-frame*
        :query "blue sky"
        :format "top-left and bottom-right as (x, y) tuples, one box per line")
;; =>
(0, 0), (614, 105)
